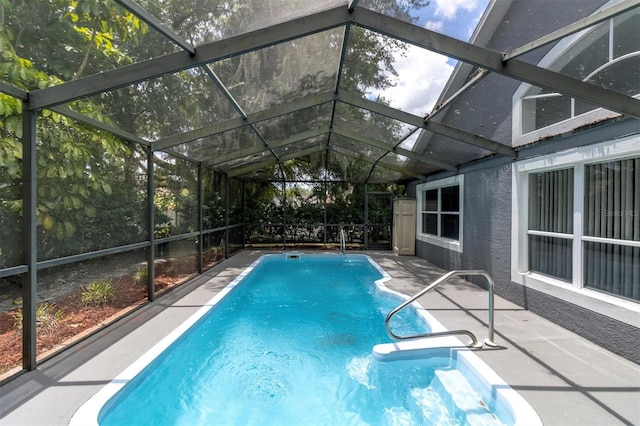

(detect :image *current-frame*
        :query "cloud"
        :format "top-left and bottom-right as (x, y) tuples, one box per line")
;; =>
(418, 0), (489, 41)
(370, 45), (454, 117)
(424, 20), (445, 32)
(367, 0), (490, 117)
(432, 0), (480, 20)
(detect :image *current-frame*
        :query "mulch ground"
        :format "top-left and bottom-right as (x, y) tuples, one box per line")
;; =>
(0, 253), (222, 378)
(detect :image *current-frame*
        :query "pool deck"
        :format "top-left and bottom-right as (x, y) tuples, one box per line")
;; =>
(0, 250), (639, 425)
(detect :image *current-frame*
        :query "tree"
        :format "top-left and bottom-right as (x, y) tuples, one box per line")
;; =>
(153, 153), (198, 237)
(5, 0), (148, 85)
(1, 0), (423, 262)
(1, 0), (149, 262)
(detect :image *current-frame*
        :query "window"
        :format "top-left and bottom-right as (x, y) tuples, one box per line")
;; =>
(583, 159), (640, 299)
(528, 168), (574, 281)
(513, 137), (640, 309)
(513, 4), (640, 145)
(422, 186), (460, 240)
(416, 175), (463, 252)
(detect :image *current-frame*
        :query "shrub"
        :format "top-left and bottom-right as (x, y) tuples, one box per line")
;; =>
(81, 280), (115, 306)
(134, 268), (148, 286)
(12, 302), (65, 334)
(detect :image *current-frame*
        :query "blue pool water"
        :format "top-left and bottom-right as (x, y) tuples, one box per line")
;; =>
(88, 254), (528, 425)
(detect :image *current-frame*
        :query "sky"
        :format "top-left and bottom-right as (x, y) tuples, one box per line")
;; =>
(369, 0), (491, 118)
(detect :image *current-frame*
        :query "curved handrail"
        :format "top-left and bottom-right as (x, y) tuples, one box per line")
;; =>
(385, 270), (497, 348)
(339, 227), (346, 255)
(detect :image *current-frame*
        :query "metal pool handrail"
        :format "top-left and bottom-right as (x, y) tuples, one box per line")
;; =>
(339, 227), (346, 255)
(385, 270), (498, 349)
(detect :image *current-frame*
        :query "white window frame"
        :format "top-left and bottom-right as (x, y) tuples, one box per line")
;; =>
(512, 1), (640, 146)
(416, 175), (463, 253)
(512, 136), (640, 327)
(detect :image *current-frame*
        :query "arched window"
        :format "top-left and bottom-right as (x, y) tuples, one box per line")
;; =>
(514, 5), (640, 144)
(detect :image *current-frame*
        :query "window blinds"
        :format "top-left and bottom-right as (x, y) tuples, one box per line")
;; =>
(584, 158), (639, 300)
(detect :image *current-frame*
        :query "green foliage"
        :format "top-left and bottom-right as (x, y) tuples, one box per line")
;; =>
(133, 268), (148, 286)
(153, 154), (198, 238)
(12, 302), (65, 334)
(0, 1), (150, 263)
(244, 181), (283, 225)
(244, 180), (401, 228)
(2, 0), (148, 84)
(227, 178), (243, 226)
(202, 169), (226, 229)
(81, 280), (115, 306)
(0, 0), (415, 266)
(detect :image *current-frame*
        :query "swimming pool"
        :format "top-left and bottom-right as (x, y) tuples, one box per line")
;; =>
(70, 253), (541, 425)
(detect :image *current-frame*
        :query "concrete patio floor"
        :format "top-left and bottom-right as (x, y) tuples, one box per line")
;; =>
(0, 250), (638, 425)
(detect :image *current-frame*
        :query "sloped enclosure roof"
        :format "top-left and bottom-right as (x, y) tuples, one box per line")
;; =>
(4, 0), (640, 184)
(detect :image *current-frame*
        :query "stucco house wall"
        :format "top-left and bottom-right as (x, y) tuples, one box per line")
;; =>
(407, 0), (640, 363)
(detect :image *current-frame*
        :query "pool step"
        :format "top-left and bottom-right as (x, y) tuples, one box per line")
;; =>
(407, 369), (505, 426)
(406, 387), (456, 425)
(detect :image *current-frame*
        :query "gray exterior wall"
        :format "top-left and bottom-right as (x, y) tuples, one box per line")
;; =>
(411, 160), (513, 295)
(408, 119), (640, 364)
(415, 241), (461, 270)
(406, 0), (639, 364)
(414, 160), (512, 282)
